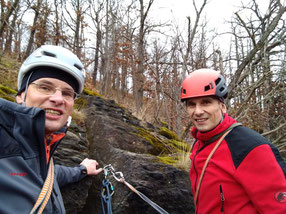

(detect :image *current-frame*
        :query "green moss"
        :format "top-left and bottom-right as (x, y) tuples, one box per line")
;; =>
(0, 85), (17, 95)
(0, 85), (16, 102)
(136, 127), (167, 154)
(83, 88), (102, 97)
(168, 139), (191, 152)
(160, 120), (169, 127)
(0, 94), (16, 102)
(159, 127), (180, 141)
(157, 156), (177, 165)
(74, 97), (87, 110)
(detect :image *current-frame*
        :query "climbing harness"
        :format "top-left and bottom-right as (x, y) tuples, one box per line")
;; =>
(101, 164), (169, 214)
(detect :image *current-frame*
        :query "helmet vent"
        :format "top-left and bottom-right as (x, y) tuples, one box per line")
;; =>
(182, 88), (186, 94)
(215, 77), (221, 85)
(42, 51), (56, 58)
(74, 63), (83, 71)
(204, 85), (211, 91)
(205, 82), (214, 91)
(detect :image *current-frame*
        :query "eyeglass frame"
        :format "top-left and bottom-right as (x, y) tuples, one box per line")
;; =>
(29, 82), (78, 101)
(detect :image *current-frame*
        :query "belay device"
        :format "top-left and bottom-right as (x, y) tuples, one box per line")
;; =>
(101, 164), (169, 214)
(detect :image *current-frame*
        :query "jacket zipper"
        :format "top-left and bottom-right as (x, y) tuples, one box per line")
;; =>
(219, 184), (225, 212)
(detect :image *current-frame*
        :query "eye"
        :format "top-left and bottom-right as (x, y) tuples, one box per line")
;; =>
(62, 90), (75, 98)
(186, 101), (195, 107)
(38, 84), (52, 92)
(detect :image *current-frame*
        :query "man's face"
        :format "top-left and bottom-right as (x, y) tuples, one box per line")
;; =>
(16, 78), (75, 135)
(186, 96), (226, 132)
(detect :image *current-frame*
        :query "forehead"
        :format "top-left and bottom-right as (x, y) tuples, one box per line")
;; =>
(33, 77), (74, 90)
(186, 96), (218, 103)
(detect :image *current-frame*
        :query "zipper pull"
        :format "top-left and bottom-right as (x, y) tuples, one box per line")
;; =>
(219, 184), (225, 212)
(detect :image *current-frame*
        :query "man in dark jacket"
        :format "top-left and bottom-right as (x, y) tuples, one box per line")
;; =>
(181, 68), (286, 213)
(0, 45), (102, 213)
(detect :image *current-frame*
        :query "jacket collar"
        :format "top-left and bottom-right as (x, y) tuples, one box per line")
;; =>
(191, 113), (237, 143)
(0, 98), (66, 175)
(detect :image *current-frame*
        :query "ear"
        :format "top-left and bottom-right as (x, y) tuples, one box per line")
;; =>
(220, 102), (227, 113)
(16, 93), (25, 104)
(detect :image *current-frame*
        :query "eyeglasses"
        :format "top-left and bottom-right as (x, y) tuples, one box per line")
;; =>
(30, 82), (78, 101)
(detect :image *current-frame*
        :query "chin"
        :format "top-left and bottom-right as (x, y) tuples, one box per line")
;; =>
(45, 121), (65, 133)
(196, 125), (211, 132)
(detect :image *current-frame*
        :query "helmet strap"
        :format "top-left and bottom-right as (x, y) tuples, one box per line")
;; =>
(22, 71), (34, 105)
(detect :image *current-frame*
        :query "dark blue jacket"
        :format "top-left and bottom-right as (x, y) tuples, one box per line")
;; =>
(0, 98), (86, 213)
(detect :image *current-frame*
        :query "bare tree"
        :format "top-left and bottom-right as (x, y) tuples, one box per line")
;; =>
(0, 0), (20, 41)
(227, 0), (286, 149)
(88, 0), (104, 85)
(62, 0), (89, 54)
(133, 0), (154, 114)
(4, 0), (20, 53)
(181, 0), (207, 77)
(24, 0), (43, 58)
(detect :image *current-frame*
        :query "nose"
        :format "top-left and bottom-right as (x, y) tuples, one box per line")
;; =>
(49, 90), (64, 104)
(194, 104), (204, 115)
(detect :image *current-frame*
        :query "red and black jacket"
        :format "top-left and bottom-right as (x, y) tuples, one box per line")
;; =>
(190, 113), (286, 213)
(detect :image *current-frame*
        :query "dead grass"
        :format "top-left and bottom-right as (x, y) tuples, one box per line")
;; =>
(174, 148), (192, 171)
(71, 109), (86, 127)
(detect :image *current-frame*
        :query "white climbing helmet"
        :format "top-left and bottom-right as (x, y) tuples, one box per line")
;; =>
(18, 45), (86, 93)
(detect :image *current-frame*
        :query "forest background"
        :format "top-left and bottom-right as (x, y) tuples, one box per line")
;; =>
(0, 0), (285, 159)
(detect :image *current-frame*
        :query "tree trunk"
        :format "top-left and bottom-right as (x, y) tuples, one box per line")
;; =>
(24, 0), (42, 59)
(0, 0), (20, 39)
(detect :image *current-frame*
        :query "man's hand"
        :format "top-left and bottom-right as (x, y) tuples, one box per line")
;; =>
(80, 158), (103, 175)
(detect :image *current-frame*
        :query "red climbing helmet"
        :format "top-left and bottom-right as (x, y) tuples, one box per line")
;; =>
(181, 68), (228, 101)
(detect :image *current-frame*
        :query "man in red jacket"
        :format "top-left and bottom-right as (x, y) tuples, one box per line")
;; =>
(181, 68), (286, 213)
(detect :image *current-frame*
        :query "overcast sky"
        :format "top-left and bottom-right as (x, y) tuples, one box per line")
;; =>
(152, 0), (236, 29)
(149, 0), (270, 52)
(152, 0), (269, 29)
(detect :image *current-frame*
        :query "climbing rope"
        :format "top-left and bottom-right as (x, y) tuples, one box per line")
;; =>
(101, 164), (169, 214)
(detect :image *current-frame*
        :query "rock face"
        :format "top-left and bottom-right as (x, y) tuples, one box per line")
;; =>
(55, 95), (194, 214)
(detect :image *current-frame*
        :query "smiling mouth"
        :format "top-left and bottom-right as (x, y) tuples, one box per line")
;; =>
(195, 118), (208, 122)
(45, 109), (61, 116)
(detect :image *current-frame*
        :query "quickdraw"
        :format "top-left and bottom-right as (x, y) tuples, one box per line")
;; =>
(101, 177), (114, 214)
(101, 164), (169, 214)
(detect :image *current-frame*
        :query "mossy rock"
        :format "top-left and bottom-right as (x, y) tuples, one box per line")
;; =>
(159, 127), (180, 141)
(0, 85), (16, 102)
(83, 88), (102, 97)
(136, 127), (168, 154)
(74, 97), (87, 110)
(0, 94), (16, 102)
(0, 85), (17, 95)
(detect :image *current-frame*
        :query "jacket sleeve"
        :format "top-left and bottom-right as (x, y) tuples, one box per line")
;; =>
(234, 144), (286, 213)
(55, 164), (87, 187)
